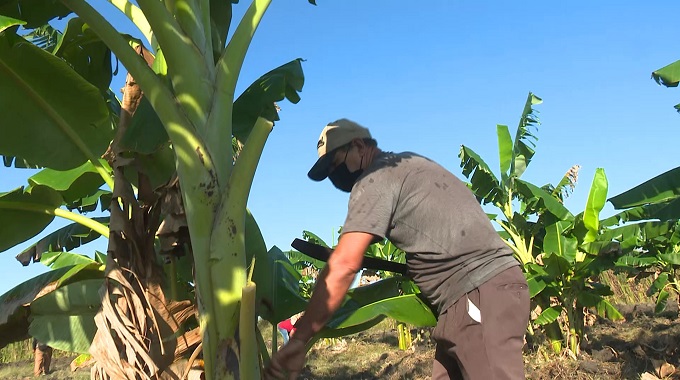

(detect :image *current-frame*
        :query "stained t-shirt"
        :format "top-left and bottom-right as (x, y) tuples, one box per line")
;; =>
(341, 152), (518, 315)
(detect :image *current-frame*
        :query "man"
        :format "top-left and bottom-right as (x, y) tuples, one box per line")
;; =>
(265, 119), (530, 380)
(33, 338), (53, 376)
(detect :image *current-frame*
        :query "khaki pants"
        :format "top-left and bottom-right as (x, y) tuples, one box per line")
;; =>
(432, 266), (530, 380)
(33, 344), (53, 376)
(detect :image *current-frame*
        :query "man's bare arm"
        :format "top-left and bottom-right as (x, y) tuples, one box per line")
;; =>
(292, 232), (375, 343)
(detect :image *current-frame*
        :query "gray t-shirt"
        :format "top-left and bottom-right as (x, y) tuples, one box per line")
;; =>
(342, 152), (518, 315)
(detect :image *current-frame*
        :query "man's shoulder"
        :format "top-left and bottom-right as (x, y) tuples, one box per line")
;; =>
(370, 151), (431, 170)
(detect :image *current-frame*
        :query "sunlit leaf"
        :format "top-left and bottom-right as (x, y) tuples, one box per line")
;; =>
(583, 169), (608, 243)
(29, 278), (102, 353)
(544, 221), (578, 264)
(516, 179), (573, 221)
(39, 251), (98, 269)
(527, 275), (546, 298)
(497, 124), (512, 180)
(27, 160), (108, 207)
(0, 14), (25, 32)
(652, 60), (680, 87)
(534, 306), (561, 326)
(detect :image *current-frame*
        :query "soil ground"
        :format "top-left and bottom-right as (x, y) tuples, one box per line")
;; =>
(2, 304), (680, 379)
(297, 303), (680, 380)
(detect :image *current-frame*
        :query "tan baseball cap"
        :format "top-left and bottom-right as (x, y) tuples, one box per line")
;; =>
(307, 119), (371, 181)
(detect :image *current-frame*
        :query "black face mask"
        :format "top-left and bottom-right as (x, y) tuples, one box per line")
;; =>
(328, 150), (364, 193)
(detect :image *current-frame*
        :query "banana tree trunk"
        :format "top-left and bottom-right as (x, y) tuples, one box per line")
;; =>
(89, 46), (200, 379)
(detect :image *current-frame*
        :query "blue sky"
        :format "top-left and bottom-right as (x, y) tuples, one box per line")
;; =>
(1, 1), (679, 295)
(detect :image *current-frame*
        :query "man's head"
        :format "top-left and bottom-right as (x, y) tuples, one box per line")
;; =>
(308, 119), (372, 181)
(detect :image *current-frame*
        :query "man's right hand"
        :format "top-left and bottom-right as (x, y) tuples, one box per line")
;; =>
(264, 338), (307, 380)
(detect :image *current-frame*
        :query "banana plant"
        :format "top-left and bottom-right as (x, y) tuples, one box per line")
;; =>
(1, 0), (315, 378)
(458, 94), (625, 356)
(602, 166), (680, 313)
(525, 168), (623, 356)
(459, 92), (547, 266)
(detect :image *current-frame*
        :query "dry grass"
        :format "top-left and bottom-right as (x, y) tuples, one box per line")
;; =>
(0, 356), (91, 380)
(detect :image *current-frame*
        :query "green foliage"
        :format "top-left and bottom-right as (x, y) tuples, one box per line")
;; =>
(0, 263), (103, 349)
(459, 94), (624, 357)
(29, 278), (102, 353)
(0, 29), (114, 170)
(652, 60), (680, 111)
(0, 186), (63, 252)
(606, 165), (680, 314)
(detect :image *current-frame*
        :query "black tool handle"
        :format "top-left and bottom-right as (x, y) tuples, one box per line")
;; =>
(291, 238), (407, 275)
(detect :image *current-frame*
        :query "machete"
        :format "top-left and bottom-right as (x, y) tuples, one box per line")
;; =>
(291, 238), (408, 275)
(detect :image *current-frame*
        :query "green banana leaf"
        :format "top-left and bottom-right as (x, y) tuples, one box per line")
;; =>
(526, 275), (547, 298)
(15, 217), (108, 266)
(509, 92), (542, 179)
(543, 221), (578, 264)
(601, 199), (680, 227)
(302, 230), (331, 247)
(27, 160), (108, 206)
(0, 30), (113, 170)
(245, 210), (308, 323)
(577, 292), (623, 321)
(497, 124), (513, 181)
(232, 59), (305, 143)
(54, 17), (112, 92)
(39, 251), (99, 269)
(119, 96), (168, 155)
(0, 0), (71, 29)
(515, 179), (573, 221)
(324, 277), (436, 332)
(253, 246), (308, 323)
(534, 306), (561, 326)
(614, 254), (658, 269)
(652, 60), (680, 87)
(0, 186), (62, 253)
(0, 263), (103, 348)
(23, 24), (61, 52)
(459, 145), (503, 205)
(655, 290), (670, 313)
(608, 167), (680, 209)
(29, 278), (102, 353)
(284, 249), (327, 271)
(327, 294), (435, 331)
(582, 168), (608, 243)
(0, 14), (24, 32)
(585, 221), (675, 254)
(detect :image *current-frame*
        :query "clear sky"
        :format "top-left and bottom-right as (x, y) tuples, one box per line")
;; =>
(1, 1), (679, 295)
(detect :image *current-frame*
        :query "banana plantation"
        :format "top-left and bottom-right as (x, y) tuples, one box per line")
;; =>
(1, 1), (680, 379)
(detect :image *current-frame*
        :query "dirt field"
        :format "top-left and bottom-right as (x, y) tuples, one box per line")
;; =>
(2, 304), (679, 379)
(298, 304), (680, 380)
